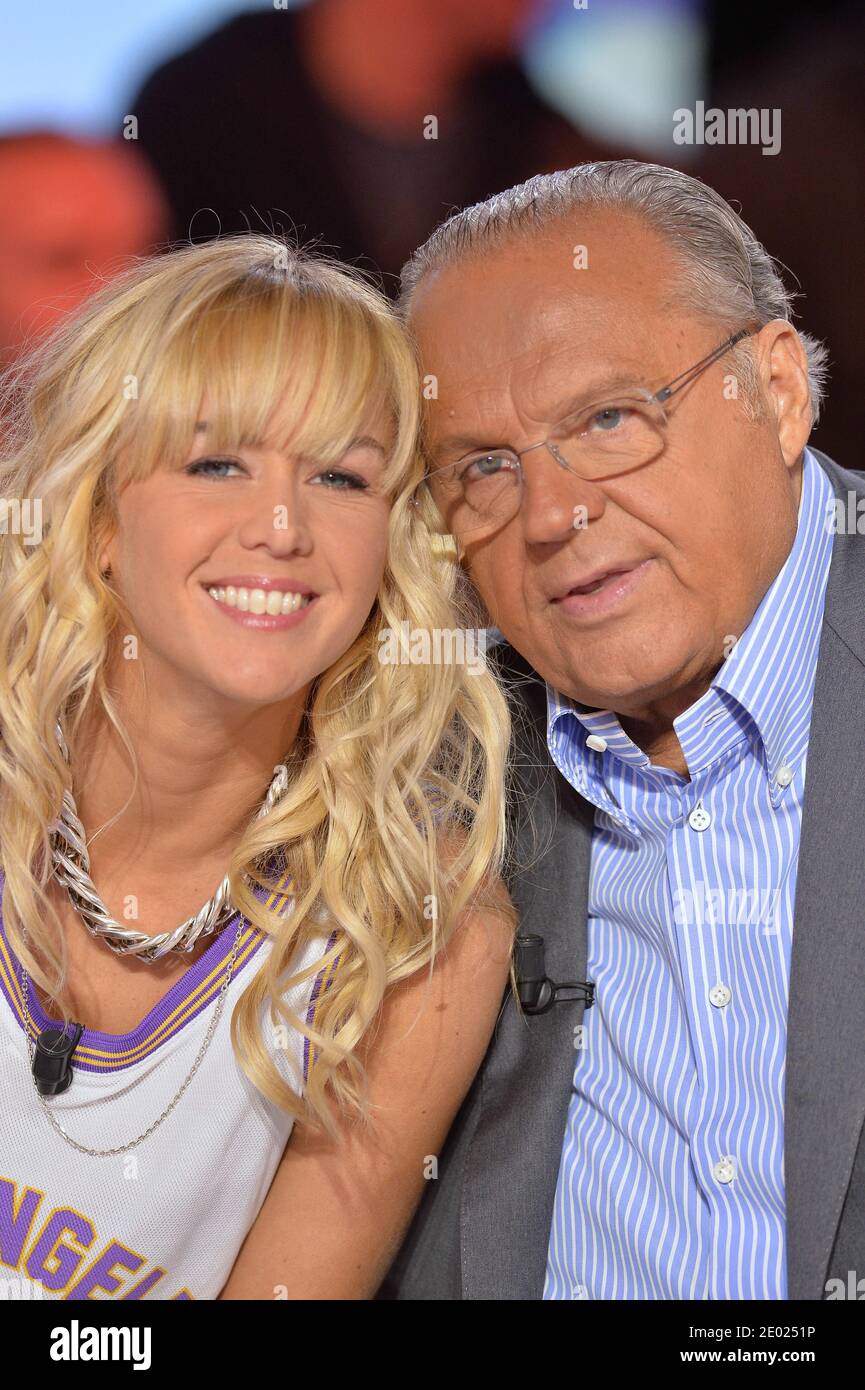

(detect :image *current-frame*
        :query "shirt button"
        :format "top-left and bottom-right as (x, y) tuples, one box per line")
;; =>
(709, 983), (732, 1008)
(688, 803), (712, 831)
(776, 764), (794, 788)
(586, 734), (608, 752)
(712, 1156), (737, 1184)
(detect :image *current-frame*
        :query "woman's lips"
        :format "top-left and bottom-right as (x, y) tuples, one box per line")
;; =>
(203, 586), (319, 630)
(552, 560), (652, 621)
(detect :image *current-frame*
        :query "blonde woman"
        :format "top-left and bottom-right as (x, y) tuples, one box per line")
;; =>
(0, 236), (516, 1301)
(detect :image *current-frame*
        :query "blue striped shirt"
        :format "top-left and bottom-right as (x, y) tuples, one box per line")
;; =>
(542, 446), (834, 1300)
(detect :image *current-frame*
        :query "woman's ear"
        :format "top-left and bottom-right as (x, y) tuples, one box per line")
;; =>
(97, 527), (116, 578)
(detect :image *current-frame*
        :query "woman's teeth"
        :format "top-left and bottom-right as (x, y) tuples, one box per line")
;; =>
(207, 585), (313, 615)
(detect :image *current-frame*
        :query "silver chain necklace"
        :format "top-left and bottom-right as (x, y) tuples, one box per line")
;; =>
(17, 726), (292, 1155)
(50, 720), (290, 963)
(20, 914), (245, 1156)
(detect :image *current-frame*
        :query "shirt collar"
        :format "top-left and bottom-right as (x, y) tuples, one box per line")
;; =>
(546, 446), (835, 810)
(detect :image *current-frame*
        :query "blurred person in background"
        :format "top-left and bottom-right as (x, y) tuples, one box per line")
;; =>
(698, 0), (865, 467)
(128, 0), (624, 289)
(0, 133), (169, 367)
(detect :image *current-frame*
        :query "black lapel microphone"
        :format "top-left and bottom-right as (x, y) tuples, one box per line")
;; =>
(28, 945), (590, 1081)
(514, 934), (595, 1015)
(32, 1022), (83, 1095)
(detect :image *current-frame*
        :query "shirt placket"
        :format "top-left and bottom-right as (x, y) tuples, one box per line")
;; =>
(666, 744), (757, 1299)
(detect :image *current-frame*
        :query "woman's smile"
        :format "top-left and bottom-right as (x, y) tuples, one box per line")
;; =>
(201, 580), (319, 630)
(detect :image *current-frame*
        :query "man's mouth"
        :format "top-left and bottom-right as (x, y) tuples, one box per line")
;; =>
(551, 560), (652, 619)
(554, 562), (641, 598)
(567, 571), (629, 596)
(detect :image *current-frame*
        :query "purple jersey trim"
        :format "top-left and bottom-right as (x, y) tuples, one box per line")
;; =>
(302, 930), (341, 1086)
(0, 867), (293, 1071)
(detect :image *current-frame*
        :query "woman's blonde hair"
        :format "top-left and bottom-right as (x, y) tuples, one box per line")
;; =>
(0, 234), (515, 1137)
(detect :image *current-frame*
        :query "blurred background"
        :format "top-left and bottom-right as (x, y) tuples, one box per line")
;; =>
(1, 0), (862, 462)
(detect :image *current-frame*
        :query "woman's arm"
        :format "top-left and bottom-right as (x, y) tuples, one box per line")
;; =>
(218, 881), (516, 1300)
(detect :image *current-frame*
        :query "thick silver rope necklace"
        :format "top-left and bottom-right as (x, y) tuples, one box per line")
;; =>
(48, 720), (291, 963)
(18, 724), (292, 1156)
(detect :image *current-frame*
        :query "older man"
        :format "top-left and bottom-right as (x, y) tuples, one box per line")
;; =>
(377, 160), (865, 1300)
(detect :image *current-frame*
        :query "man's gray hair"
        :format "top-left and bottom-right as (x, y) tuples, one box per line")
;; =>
(399, 160), (829, 424)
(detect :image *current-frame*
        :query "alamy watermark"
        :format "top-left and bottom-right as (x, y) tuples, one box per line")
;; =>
(0, 1274), (46, 1299)
(50, 1319), (151, 1369)
(826, 492), (865, 535)
(825, 1270), (865, 1299)
(378, 622), (489, 676)
(673, 102), (781, 157)
(0, 497), (42, 544)
(672, 881), (782, 934)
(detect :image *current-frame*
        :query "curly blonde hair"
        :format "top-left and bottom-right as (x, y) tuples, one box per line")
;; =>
(0, 234), (515, 1138)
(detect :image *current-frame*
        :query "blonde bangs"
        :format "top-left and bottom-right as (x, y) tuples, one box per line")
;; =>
(113, 268), (416, 496)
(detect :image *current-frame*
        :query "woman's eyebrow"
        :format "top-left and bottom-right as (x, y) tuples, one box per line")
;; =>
(347, 435), (387, 456)
(192, 425), (387, 455)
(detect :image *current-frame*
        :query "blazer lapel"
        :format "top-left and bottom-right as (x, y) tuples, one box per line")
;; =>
(785, 450), (865, 1298)
(462, 649), (595, 1298)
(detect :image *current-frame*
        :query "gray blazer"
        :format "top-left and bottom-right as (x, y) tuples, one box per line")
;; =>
(376, 447), (865, 1301)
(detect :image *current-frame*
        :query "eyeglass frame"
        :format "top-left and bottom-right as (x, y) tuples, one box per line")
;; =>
(410, 326), (754, 530)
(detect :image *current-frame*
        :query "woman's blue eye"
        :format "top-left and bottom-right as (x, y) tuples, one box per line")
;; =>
(186, 456), (242, 477)
(315, 470), (369, 491)
(184, 459), (370, 490)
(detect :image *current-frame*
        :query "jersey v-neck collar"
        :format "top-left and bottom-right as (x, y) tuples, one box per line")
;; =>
(0, 870), (293, 1071)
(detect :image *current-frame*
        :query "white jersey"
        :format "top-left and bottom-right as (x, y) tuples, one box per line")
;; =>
(0, 867), (336, 1300)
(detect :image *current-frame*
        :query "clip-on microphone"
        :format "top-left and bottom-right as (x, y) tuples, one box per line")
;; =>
(514, 934), (595, 1015)
(31, 1022), (84, 1096)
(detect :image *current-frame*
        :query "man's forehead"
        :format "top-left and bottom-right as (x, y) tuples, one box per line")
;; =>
(414, 294), (665, 446)
(409, 216), (678, 411)
(410, 207), (673, 328)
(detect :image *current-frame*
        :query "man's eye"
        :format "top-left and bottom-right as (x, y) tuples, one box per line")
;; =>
(581, 402), (654, 435)
(589, 405), (623, 428)
(185, 456), (243, 478)
(460, 452), (519, 481)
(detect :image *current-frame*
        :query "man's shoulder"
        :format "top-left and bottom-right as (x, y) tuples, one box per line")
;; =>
(808, 446), (865, 496)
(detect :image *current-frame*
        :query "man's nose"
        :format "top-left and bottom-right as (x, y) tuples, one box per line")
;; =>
(519, 444), (606, 543)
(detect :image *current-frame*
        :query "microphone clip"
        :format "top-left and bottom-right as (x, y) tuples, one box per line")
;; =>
(514, 934), (595, 1016)
(32, 1022), (83, 1096)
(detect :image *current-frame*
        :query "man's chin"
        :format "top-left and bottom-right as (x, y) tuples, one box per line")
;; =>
(533, 647), (692, 714)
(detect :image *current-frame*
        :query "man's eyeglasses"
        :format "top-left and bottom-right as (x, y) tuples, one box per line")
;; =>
(412, 328), (752, 542)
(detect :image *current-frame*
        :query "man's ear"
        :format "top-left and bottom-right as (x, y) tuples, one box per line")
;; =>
(756, 320), (812, 469)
